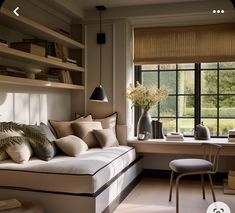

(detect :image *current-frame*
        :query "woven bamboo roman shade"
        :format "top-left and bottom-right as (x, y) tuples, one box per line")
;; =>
(134, 23), (235, 64)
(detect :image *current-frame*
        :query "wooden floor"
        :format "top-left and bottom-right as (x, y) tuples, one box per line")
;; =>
(114, 178), (235, 213)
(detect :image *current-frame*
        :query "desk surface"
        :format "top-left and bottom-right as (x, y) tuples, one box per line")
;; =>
(127, 138), (235, 156)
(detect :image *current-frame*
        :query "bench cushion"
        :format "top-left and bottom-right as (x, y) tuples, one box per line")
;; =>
(0, 146), (135, 194)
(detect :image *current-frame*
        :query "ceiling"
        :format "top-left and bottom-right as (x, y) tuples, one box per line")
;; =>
(75, 0), (204, 10)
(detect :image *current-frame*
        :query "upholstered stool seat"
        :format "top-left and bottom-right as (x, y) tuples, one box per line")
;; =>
(169, 159), (213, 173)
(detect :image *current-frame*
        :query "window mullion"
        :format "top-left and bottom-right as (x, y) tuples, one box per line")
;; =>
(195, 63), (201, 128)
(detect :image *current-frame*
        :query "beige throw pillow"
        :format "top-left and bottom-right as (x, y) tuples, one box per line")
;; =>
(94, 112), (117, 135)
(6, 142), (33, 164)
(0, 130), (22, 161)
(55, 135), (88, 156)
(49, 115), (92, 138)
(72, 121), (102, 148)
(93, 128), (119, 148)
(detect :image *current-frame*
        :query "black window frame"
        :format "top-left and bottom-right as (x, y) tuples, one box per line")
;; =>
(135, 62), (235, 138)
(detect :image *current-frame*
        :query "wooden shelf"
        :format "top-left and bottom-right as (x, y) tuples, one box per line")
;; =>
(0, 46), (84, 72)
(0, 8), (85, 49)
(0, 75), (84, 90)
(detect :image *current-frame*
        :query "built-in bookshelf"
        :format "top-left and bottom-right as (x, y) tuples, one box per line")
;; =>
(0, 7), (85, 90)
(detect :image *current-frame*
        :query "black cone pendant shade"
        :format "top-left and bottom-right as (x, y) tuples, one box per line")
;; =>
(89, 6), (108, 102)
(90, 85), (108, 102)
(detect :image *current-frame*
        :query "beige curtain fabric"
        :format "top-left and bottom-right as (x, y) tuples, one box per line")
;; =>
(134, 24), (235, 64)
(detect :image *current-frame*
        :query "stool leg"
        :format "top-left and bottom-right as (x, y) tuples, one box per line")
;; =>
(208, 174), (216, 202)
(169, 171), (174, 202)
(176, 175), (181, 213)
(201, 174), (205, 200)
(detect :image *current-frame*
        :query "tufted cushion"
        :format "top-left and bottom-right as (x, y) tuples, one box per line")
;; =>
(169, 158), (213, 173)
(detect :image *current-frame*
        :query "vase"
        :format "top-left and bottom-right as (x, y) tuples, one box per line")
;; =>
(137, 109), (152, 140)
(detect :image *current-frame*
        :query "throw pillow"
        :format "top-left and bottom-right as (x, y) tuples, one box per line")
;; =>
(28, 123), (57, 161)
(55, 135), (88, 156)
(6, 140), (33, 164)
(49, 115), (92, 138)
(72, 121), (102, 148)
(0, 130), (23, 161)
(93, 112), (117, 135)
(29, 140), (57, 161)
(93, 128), (119, 148)
(29, 123), (56, 142)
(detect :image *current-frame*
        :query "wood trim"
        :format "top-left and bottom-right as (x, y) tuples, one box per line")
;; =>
(0, 75), (84, 90)
(0, 7), (84, 49)
(128, 139), (235, 156)
(0, 46), (84, 72)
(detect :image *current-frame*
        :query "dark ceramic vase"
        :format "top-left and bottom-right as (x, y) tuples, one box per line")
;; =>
(137, 109), (152, 140)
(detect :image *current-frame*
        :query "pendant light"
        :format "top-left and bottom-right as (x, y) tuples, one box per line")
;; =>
(89, 5), (108, 102)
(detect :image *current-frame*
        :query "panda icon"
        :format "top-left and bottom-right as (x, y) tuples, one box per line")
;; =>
(207, 202), (231, 213)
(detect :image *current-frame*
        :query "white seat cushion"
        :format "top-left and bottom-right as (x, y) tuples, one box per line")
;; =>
(0, 146), (136, 194)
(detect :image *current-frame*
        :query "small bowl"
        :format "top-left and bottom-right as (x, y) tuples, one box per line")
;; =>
(24, 68), (42, 79)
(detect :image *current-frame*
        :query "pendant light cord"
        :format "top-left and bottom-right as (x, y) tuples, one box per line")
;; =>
(99, 9), (102, 86)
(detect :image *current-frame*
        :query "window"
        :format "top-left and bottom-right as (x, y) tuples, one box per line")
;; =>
(136, 62), (235, 137)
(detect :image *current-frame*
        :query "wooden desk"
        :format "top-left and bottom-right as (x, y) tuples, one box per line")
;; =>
(127, 138), (235, 156)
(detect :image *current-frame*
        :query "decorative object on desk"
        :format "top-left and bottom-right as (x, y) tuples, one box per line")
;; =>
(89, 5), (108, 102)
(166, 132), (184, 141)
(228, 130), (235, 142)
(152, 119), (164, 139)
(194, 122), (210, 140)
(24, 68), (42, 79)
(126, 82), (168, 140)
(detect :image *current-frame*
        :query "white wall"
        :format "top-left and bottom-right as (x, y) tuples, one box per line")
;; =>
(0, 85), (71, 124)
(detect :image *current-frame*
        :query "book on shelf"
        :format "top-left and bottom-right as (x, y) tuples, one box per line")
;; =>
(59, 70), (73, 84)
(10, 42), (46, 57)
(36, 73), (60, 82)
(46, 55), (63, 62)
(0, 66), (26, 78)
(54, 28), (72, 38)
(62, 58), (77, 64)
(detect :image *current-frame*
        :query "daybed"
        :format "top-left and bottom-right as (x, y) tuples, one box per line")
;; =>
(0, 146), (142, 213)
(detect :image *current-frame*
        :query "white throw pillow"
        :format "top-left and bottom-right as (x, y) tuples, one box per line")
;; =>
(6, 142), (33, 164)
(55, 135), (88, 157)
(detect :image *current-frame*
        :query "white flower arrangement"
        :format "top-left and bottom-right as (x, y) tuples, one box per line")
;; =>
(126, 82), (169, 110)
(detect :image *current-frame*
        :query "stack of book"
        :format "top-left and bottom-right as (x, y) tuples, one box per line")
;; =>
(166, 132), (184, 141)
(0, 66), (26, 78)
(228, 130), (235, 142)
(0, 39), (8, 47)
(36, 73), (60, 82)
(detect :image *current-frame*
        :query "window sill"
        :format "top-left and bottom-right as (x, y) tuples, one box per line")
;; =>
(127, 137), (235, 156)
